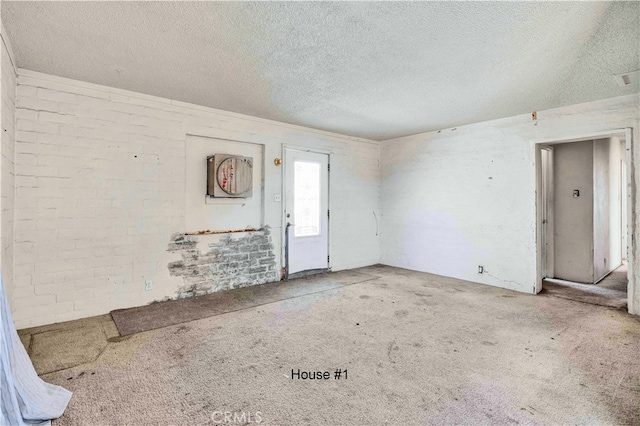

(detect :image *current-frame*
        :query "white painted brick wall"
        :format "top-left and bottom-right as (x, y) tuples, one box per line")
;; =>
(12, 69), (381, 328)
(380, 95), (640, 313)
(1, 25), (17, 312)
(12, 61), (635, 329)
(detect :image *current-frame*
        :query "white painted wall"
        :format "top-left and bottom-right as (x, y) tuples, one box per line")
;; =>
(619, 138), (628, 262)
(607, 137), (623, 270)
(11, 70), (380, 328)
(554, 140), (594, 283)
(2, 67), (639, 326)
(0, 22), (16, 311)
(593, 138), (609, 281)
(185, 136), (264, 233)
(593, 137), (623, 282)
(380, 95), (639, 315)
(549, 137), (623, 284)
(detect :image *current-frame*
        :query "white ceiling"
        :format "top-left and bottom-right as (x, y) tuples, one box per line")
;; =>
(3, 1), (639, 141)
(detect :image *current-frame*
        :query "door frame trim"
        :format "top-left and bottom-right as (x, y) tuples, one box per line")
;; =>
(281, 145), (331, 279)
(538, 145), (554, 280)
(534, 128), (634, 314)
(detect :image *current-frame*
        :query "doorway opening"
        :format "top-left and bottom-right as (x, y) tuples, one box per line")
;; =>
(283, 148), (330, 279)
(536, 130), (632, 310)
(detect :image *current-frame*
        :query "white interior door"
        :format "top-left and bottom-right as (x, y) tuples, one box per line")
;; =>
(541, 146), (554, 279)
(284, 149), (329, 275)
(621, 157), (627, 261)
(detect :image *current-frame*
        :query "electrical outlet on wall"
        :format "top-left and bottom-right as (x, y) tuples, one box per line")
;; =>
(145, 280), (153, 291)
(478, 266), (484, 274)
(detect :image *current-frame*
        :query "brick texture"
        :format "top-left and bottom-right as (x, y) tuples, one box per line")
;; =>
(11, 70), (381, 328)
(168, 228), (278, 299)
(1, 32), (16, 309)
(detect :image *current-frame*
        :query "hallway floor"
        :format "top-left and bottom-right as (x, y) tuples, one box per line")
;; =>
(597, 262), (628, 292)
(542, 263), (628, 309)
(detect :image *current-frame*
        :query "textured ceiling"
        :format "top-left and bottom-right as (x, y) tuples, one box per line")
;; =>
(3, 1), (639, 140)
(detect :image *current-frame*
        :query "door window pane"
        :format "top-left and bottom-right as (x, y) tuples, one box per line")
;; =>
(294, 161), (321, 237)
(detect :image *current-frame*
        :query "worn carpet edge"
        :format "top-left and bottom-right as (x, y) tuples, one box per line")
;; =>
(541, 281), (627, 309)
(111, 270), (380, 337)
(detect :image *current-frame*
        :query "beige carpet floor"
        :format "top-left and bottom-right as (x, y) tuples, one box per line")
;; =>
(42, 265), (640, 425)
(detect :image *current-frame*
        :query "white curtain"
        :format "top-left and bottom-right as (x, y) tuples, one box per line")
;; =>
(1, 276), (72, 425)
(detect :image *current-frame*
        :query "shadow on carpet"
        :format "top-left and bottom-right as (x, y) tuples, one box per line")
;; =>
(541, 279), (627, 309)
(111, 269), (379, 336)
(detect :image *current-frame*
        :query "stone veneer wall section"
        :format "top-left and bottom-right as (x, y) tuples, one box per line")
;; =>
(168, 228), (277, 299)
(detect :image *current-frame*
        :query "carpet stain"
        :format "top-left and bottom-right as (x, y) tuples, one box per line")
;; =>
(387, 339), (400, 363)
(174, 325), (190, 334)
(394, 309), (408, 318)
